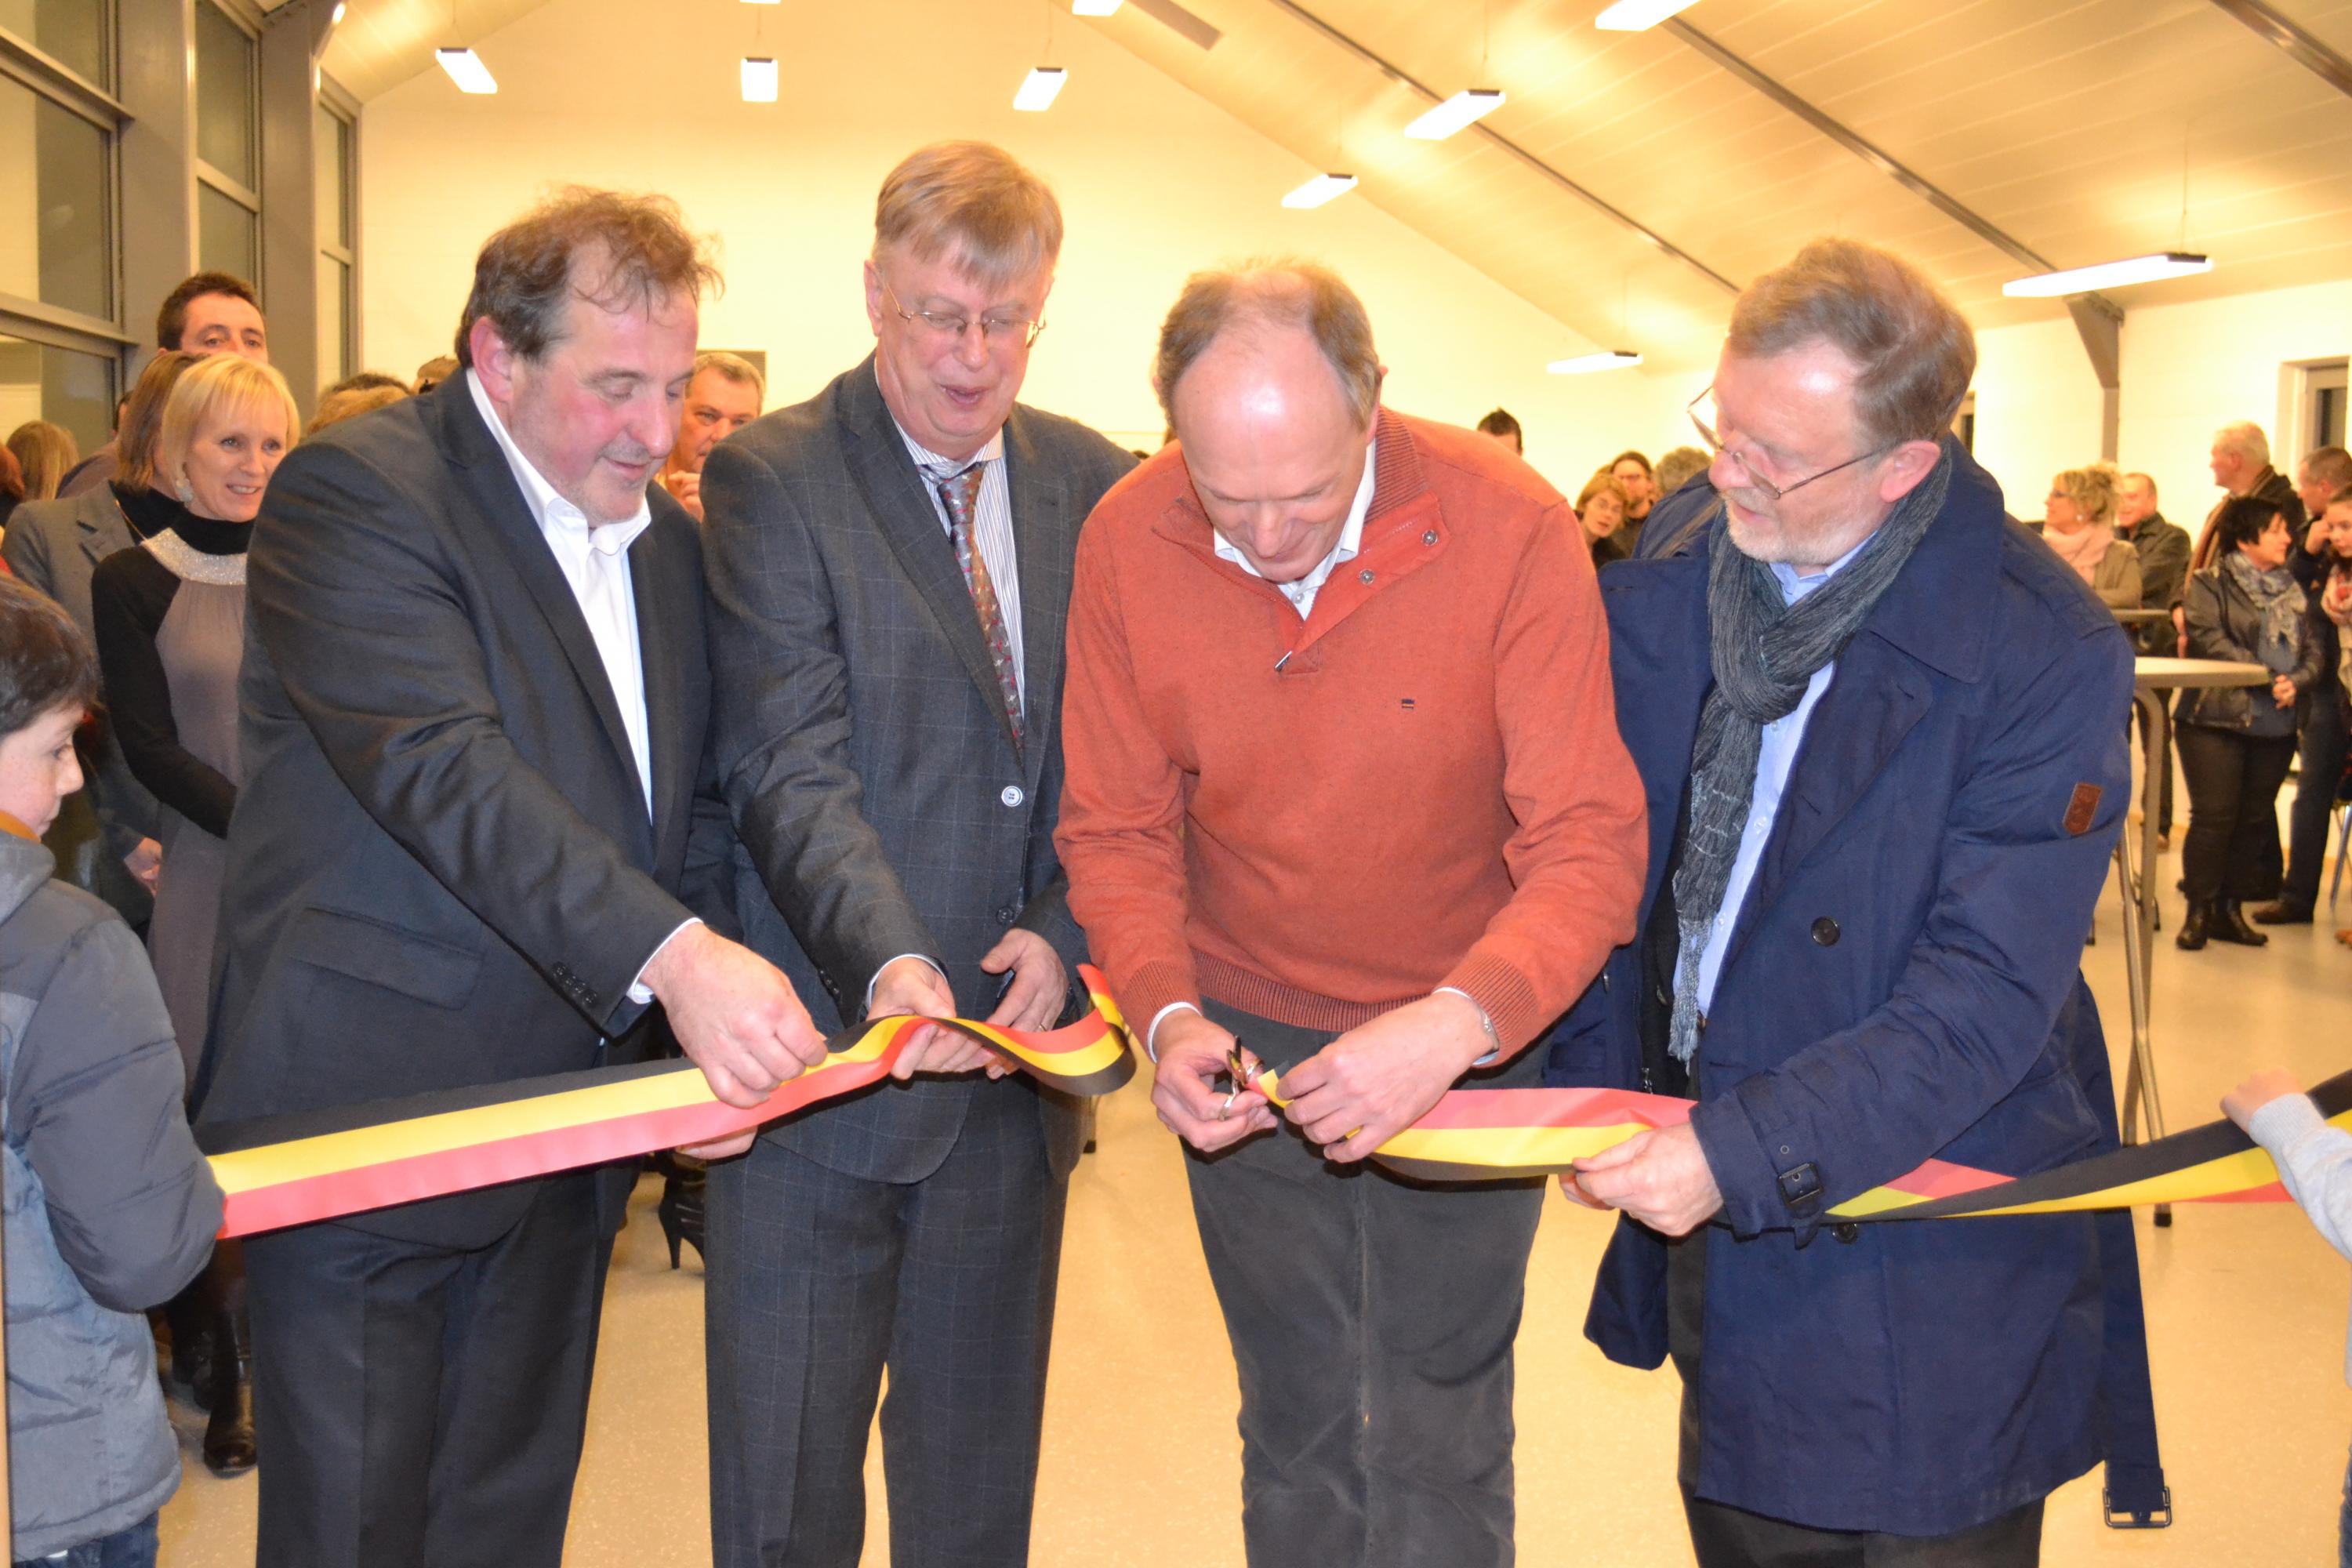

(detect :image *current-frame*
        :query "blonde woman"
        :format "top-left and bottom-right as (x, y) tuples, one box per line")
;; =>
(5, 419), (79, 501)
(1578, 470), (1634, 566)
(2043, 463), (2141, 611)
(89, 350), (297, 1477)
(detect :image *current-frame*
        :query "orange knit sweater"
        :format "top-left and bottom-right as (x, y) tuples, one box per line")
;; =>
(1055, 409), (1646, 1054)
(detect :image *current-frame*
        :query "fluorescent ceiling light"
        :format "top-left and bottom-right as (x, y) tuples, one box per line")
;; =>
(1073, 0), (1123, 13)
(2001, 251), (2212, 298)
(741, 56), (778, 103)
(1405, 89), (1504, 140)
(1548, 350), (1643, 374)
(435, 48), (497, 94)
(1595, 0), (1700, 30)
(742, 1), (781, 5)
(329, 0), (346, 23)
(1014, 67), (1067, 111)
(1282, 172), (1358, 209)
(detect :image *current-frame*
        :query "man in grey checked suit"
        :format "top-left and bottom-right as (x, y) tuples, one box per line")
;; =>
(697, 141), (1136, 1567)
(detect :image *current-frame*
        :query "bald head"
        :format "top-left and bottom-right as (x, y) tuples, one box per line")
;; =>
(1174, 323), (1374, 586)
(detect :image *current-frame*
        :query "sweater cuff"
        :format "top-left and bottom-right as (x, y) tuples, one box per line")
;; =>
(1113, 956), (1200, 1050)
(1436, 952), (1543, 1055)
(2249, 1092), (2327, 1154)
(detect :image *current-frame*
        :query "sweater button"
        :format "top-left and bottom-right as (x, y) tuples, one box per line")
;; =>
(1359, 568), (1375, 584)
(1811, 917), (1840, 947)
(1422, 530), (1437, 546)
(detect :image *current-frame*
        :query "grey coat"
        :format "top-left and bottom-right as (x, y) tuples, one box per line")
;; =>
(700, 358), (1134, 1183)
(2, 488), (162, 923)
(2, 829), (221, 1559)
(2176, 561), (2325, 735)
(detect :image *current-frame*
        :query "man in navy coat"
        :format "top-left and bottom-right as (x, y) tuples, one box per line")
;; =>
(1555, 239), (2162, 1565)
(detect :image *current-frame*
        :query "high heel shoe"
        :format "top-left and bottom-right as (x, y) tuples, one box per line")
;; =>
(201, 1308), (256, 1475)
(656, 1161), (706, 1269)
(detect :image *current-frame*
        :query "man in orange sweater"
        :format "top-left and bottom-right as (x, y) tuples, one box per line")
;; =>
(1056, 261), (1646, 1565)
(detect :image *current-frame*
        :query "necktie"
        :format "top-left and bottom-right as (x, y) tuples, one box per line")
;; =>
(940, 463), (1023, 744)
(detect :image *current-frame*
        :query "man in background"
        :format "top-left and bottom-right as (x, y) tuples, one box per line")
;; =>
(2255, 443), (2352, 924)
(1476, 406), (1523, 453)
(59, 273), (270, 498)
(657, 350), (765, 521)
(2116, 470), (2190, 844)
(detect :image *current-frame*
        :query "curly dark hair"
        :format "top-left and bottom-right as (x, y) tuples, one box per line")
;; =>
(456, 188), (721, 368)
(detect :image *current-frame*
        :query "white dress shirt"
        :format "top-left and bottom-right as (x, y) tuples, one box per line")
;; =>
(467, 370), (684, 1003)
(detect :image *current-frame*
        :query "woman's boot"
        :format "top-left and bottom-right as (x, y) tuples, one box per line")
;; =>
(2214, 899), (2269, 946)
(201, 1305), (256, 1474)
(655, 1152), (706, 1269)
(2174, 901), (2210, 950)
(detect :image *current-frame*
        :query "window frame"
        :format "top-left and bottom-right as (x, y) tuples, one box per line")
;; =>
(192, 0), (263, 285)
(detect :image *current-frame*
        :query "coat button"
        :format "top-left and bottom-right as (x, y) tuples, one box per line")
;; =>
(1811, 917), (1840, 947)
(996, 904), (1018, 924)
(1359, 568), (1375, 584)
(1832, 1223), (1860, 1244)
(1000, 785), (1025, 808)
(1422, 530), (1438, 546)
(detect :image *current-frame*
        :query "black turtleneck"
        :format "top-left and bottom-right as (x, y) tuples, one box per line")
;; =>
(89, 493), (251, 837)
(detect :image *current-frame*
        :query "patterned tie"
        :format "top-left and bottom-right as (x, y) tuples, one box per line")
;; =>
(940, 463), (1024, 743)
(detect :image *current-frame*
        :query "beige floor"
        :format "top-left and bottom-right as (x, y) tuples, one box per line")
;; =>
(154, 815), (2352, 1566)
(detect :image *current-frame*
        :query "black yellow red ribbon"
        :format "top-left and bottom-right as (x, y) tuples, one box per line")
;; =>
(198, 966), (1136, 1238)
(1239, 1060), (2347, 1220)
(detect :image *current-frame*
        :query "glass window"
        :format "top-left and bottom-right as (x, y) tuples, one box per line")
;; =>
(0, 77), (111, 320)
(194, 1), (255, 190)
(316, 252), (348, 389)
(198, 180), (255, 283)
(0, 0), (107, 89)
(0, 332), (117, 462)
(314, 103), (351, 250)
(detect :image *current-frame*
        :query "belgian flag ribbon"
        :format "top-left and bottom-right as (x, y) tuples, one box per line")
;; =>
(1236, 1058), (2352, 1220)
(198, 966), (1137, 1239)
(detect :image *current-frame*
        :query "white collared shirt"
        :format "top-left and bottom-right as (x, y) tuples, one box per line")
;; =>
(1210, 441), (1377, 619)
(894, 418), (1025, 703)
(466, 369), (655, 812)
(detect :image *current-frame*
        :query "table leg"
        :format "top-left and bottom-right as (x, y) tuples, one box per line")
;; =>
(2122, 688), (2171, 1225)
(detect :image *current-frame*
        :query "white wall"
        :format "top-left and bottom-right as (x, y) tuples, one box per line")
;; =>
(1969, 279), (2352, 528)
(355, 0), (1690, 494)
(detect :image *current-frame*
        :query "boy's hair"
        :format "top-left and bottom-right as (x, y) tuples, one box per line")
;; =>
(0, 577), (98, 735)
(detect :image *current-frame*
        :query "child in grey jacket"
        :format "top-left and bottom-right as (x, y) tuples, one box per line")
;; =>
(2, 575), (223, 1566)
(2227, 1067), (2352, 1568)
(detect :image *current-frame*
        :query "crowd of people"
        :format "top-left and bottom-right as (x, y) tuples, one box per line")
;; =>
(1, 136), (2349, 1568)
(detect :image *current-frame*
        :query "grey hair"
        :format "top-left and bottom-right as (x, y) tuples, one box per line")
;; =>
(692, 349), (765, 404)
(1726, 238), (1975, 449)
(2213, 420), (2270, 468)
(873, 141), (1062, 289)
(1152, 258), (1380, 430)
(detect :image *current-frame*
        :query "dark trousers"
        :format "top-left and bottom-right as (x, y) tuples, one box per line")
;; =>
(1669, 1234), (2043, 1567)
(2284, 689), (2350, 908)
(13, 1513), (158, 1568)
(703, 1080), (1066, 1568)
(2177, 725), (2297, 903)
(241, 1171), (614, 1568)
(1187, 1000), (1546, 1568)
(2134, 699), (2173, 837)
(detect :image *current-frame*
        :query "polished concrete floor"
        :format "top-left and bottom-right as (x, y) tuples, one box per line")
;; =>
(153, 804), (2352, 1565)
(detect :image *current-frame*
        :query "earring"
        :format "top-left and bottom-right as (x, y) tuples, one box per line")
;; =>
(175, 479), (194, 506)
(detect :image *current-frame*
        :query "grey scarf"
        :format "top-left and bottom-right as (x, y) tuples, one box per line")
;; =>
(2220, 550), (2306, 676)
(1668, 445), (1955, 1062)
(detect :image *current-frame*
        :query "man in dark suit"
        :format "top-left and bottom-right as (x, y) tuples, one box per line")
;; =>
(697, 141), (1134, 1568)
(198, 190), (827, 1568)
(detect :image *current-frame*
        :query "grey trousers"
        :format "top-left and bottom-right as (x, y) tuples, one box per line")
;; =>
(1188, 999), (1547, 1568)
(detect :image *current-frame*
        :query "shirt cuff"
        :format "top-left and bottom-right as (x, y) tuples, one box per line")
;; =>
(1434, 985), (1501, 1067)
(867, 953), (949, 1014)
(629, 918), (702, 1006)
(1144, 1001), (1200, 1063)
(2248, 1092), (2326, 1154)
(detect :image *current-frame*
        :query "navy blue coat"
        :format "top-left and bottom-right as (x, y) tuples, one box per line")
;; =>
(1548, 448), (2164, 1534)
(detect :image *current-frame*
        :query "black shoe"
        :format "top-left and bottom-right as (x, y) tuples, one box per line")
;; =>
(2175, 902), (2210, 950)
(657, 1165), (706, 1270)
(201, 1311), (256, 1475)
(2213, 901), (2269, 946)
(163, 1287), (217, 1411)
(2252, 901), (2314, 925)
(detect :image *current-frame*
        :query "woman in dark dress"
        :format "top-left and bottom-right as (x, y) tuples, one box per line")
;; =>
(92, 350), (297, 1476)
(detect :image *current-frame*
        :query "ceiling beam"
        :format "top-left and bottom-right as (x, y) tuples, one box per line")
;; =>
(2209, 0), (2352, 100)
(1255, 0), (1738, 295)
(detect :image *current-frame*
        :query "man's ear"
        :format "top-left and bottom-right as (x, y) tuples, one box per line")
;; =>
(1878, 438), (1945, 505)
(468, 317), (516, 401)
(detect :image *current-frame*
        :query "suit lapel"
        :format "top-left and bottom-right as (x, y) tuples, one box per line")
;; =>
(1005, 409), (1070, 789)
(431, 377), (648, 824)
(837, 362), (1022, 753)
(628, 517), (694, 865)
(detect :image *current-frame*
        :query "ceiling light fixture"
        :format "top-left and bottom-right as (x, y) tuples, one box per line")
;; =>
(329, 0), (346, 23)
(1014, 66), (1067, 110)
(1282, 172), (1358, 209)
(2001, 251), (2212, 298)
(434, 47), (497, 94)
(1405, 88), (1504, 140)
(1595, 0), (1700, 31)
(1073, 0), (1123, 13)
(1548, 350), (1643, 373)
(741, 56), (778, 102)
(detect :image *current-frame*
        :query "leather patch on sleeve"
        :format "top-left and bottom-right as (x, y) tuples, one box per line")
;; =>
(2063, 782), (2102, 836)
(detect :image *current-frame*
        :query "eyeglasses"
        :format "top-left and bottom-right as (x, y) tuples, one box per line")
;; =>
(1687, 387), (1891, 503)
(882, 281), (1047, 349)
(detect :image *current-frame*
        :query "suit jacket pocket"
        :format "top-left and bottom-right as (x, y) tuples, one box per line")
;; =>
(287, 906), (484, 1011)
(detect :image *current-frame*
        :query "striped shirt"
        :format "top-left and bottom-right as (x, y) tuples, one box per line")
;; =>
(894, 420), (1025, 703)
